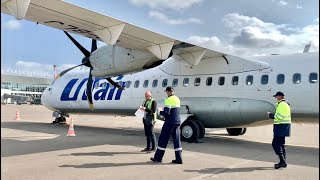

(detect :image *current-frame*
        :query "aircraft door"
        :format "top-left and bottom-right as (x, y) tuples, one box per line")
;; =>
(224, 98), (243, 125)
(257, 69), (272, 97)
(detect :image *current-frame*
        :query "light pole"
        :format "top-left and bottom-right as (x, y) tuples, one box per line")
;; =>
(53, 65), (57, 79)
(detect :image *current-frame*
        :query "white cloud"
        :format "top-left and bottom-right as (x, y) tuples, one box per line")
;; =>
(185, 13), (319, 57)
(277, 1), (288, 6)
(149, 11), (201, 25)
(129, 0), (202, 10)
(2, 20), (21, 30)
(296, 4), (303, 9)
(315, 18), (319, 23)
(14, 61), (79, 75)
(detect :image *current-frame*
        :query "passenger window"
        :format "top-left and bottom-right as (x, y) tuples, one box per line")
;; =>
(206, 77), (212, 86)
(277, 74), (285, 84)
(183, 78), (189, 87)
(194, 78), (201, 86)
(172, 78), (178, 87)
(134, 80), (140, 88)
(309, 73), (318, 83)
(292, 73), (301, 84)
(246, 75), (253, 85)
(218, 76), (225, 86)
(152, 80), (158, 87)
(162, 79), (168, 87)
(261, 75), (269, 85)
(232, 76), (239, 85)
(143, 80), (149, 88)
(126, 81), (131, 88)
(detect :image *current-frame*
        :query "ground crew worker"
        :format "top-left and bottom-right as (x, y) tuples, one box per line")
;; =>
(150, 86), (183, 164)
(267, 91), (291, 169)
(140, 90), (157, 152)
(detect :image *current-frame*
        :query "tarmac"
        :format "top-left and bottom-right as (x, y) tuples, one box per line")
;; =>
(1, 104), (319, 180)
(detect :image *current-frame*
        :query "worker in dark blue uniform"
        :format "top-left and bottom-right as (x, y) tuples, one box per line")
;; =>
(268, 91), (291, 169)
(150, 86), (183, 164)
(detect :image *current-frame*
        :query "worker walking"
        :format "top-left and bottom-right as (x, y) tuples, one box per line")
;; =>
(140, 90), (157, 152)
(267, 91), (291, 169)
(150, 86), (183, 164)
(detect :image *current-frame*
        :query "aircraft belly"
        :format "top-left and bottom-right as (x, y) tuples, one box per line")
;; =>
(180, 97), (275, 128)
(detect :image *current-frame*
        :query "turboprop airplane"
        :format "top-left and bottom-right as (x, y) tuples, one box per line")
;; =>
(2, 0), (319, 143)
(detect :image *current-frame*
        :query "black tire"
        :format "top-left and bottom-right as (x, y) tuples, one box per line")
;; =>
(180, 120), (200, 143)
(240, 128), (247, 135)
(194, 120), (205, 139)
(226, 128), (243, 136)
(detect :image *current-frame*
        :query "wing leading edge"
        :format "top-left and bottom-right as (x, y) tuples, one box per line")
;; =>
(1, 0), (269, 68)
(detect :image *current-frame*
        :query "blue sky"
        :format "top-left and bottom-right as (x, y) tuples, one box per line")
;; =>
(1, 0), (319, 76)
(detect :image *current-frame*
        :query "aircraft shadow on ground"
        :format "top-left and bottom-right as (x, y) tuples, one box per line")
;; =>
(1, 121), (319, 168)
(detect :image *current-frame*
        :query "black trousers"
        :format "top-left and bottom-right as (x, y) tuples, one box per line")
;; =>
(272, 136), (286, 155)
(144, 124), (156, 149)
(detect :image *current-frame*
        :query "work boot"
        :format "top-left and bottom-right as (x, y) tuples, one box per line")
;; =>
(150, 157), (162, 163)
(141, 148), (151, 152)
(171, 159), (183, 164)
(274, 154), (287, 169)
(150, 147), (156, 152)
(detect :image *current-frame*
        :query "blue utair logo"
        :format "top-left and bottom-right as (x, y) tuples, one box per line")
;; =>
(60, 76), (125, 101)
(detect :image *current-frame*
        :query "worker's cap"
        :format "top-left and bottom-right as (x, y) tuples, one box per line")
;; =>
(164, 86), (174, 92)
(273, 91), (285, 97)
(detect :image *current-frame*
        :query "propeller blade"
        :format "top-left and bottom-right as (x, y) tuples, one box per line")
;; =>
(106, 77), (125, 90)
(91, 39), (97, 53)
(86, 68), (94, 110)
(64, 31), (91, 57)
(55, 63), (84, 80)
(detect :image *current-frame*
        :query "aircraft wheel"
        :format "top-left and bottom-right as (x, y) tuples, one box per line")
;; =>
(226, 128), (243, 136)
(240, 128), (247, 135)
(194, 120), (205, 139)
(181, 120), (200, 143)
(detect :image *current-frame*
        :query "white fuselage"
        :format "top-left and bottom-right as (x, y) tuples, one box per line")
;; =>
(41, 52), (319, 128)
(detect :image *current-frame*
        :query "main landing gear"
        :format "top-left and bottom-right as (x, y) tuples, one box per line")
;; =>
(180, 117), (205, 143)
(226, 128), (247, 136)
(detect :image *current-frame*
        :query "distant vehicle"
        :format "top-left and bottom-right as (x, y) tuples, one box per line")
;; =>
(33, 98), (42, 105)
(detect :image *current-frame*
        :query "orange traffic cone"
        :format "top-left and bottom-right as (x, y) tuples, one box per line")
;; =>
(66, 118), (76, 136)
(15, 109), (20, 120)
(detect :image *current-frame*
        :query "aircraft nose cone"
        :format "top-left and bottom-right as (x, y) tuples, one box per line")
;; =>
(41, 87), (51, 108)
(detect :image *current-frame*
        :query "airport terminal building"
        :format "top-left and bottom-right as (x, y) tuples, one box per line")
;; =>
(1, 70), (53, 103)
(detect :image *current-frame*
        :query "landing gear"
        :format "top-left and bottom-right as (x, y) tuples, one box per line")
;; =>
(52, 111), (68, 124)
(52, 116), (67, 124)
(226, 128), (247, 136)
(180, 119), (205, 143)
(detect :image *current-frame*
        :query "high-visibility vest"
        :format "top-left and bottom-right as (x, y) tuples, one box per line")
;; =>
(164, 95), (180, 111)
(274, 99), (291, 124)
(142, 98), (156, 121)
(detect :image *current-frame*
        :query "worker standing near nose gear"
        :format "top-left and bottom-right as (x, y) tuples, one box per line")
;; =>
(150, 86), (183, 164)
(267, 91), (291, 169)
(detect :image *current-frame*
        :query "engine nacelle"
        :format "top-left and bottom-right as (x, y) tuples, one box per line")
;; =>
(89, 45), (160, 77)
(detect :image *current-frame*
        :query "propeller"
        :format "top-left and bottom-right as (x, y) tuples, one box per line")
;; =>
(56, 31), (124, 110)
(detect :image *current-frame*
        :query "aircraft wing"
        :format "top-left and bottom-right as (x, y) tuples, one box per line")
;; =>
(1, 0), (244, 66)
